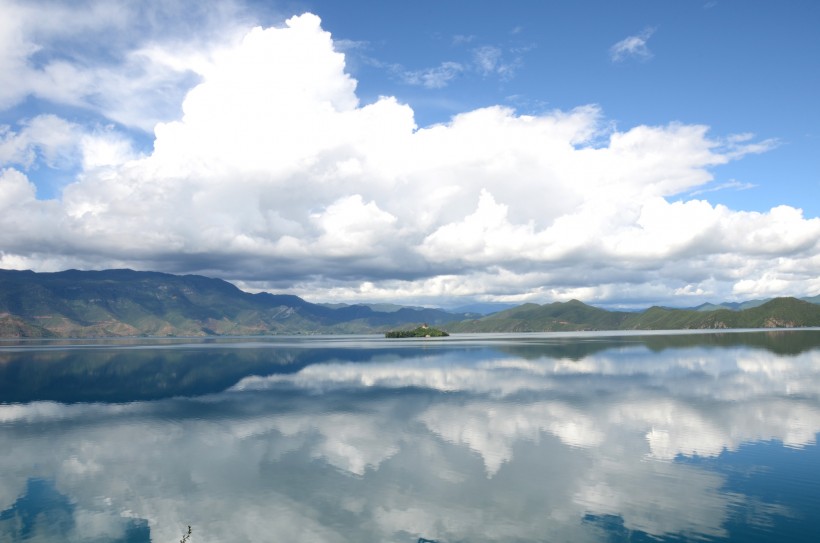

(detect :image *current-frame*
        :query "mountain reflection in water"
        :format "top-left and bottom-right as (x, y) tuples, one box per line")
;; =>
(1, 330), (820, 542)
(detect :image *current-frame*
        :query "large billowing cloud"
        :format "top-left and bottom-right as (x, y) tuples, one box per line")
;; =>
(0, 7), (817, 307)
(3, 339), (818, 541)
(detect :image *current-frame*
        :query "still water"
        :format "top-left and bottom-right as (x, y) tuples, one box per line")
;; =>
(2, 330), (820, 542)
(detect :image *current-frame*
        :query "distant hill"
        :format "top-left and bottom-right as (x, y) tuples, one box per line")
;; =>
(449, 298), (820, 332)
(318, 302), (450, 314)
(691, 298), (771, 312)
(447, 300), (632, 332)
(803, 294), (820, 305)
(447, 302), (518, 315)
(0, 269), (472, 338)
(2, 269), (819, 338)
(692, 296), (819, 312)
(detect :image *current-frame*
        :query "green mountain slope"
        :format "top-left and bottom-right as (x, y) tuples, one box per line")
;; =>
(452, 297), (820, 332)
(803, 294), (820, 305)
(692, 298), (773, 312)
(2, 269), (818, 337)
(448, 300), (633, 332)
(0, 269), (470, 338)
(621, 297), (820, 329)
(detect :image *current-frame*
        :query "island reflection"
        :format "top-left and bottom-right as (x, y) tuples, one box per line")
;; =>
(3, 329), (820, 403)
(1, 330), (820, 542)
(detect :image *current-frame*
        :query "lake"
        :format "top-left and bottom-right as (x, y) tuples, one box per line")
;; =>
(2, 330), (820, 542)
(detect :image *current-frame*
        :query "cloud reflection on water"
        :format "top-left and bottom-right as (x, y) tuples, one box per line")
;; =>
(1, 333), (820, 542)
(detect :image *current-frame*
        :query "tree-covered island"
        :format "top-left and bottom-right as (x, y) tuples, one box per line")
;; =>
(385, 324), (449, 338)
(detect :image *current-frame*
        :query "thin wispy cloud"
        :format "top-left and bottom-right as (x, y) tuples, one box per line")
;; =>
(689, 179), (756, 196)
(610, 27), (656, 62)
(398, 45), (521, 89)
(722, 132), (780, 159)
(402, 61), (465, 89)
(472, 45), (521, 80)
(451, 34), (475, 45)
(473, 46), (503, 75)
(333, 38), (368, 52)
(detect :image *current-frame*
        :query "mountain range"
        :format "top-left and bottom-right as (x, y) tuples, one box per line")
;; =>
(1, 269), (819, 338)
(0, 269), (474, 338)
(447, 297), (820, 332)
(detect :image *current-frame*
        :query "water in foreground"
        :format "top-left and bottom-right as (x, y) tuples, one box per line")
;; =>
(2, 330), (820, 542)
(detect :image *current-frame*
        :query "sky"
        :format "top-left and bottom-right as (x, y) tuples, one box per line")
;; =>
(0, 0), (818, 309)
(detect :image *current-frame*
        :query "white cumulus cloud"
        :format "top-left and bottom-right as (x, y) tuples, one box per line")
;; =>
(0, 8), (817, 307)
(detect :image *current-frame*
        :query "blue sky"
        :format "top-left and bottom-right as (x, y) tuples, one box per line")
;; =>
(298, 0), (819, 215)
(0, 0), (818, 308)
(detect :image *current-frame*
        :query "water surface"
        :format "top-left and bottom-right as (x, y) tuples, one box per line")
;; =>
(2, 330), (820, 542)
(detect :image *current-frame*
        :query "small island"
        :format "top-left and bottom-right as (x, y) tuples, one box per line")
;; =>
(385, 324), (449, 338)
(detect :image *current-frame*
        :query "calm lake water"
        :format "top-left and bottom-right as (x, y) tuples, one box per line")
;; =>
(2, 330), (820, 543)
